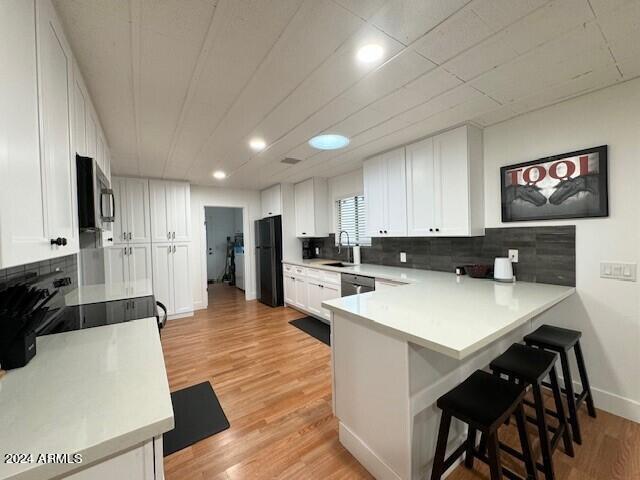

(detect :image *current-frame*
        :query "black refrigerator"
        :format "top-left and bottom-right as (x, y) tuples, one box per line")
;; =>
(255, 215), (283, 307)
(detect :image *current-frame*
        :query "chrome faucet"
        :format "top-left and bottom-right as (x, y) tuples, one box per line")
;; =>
(337, 230), (351, 263)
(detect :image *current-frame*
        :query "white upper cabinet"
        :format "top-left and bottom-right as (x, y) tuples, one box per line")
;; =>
(406, 125), (484, 237)
(149, 180), (191, 243)
(73, 73), (87, 156)
(112, 177), (151, 244)
(261, 184), (282, 218)
(294, 178), (328, 237)
(363, 147), (407, 237)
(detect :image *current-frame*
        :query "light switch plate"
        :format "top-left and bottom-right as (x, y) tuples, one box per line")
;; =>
(508, 249), (519, 263)
(315, 247), (320, 255)
(600, 262), (637, 281)
(400, 252), (407, 263)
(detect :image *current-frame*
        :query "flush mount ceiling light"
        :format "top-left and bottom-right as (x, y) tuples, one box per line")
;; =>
(213, 170), (226, 180)
(249, 137), (266, 151)
(308, 134), (350, 150)
(356, 43), (384, 63)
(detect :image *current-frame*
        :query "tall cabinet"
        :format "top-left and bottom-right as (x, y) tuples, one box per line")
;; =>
(149, 180), (192, 317)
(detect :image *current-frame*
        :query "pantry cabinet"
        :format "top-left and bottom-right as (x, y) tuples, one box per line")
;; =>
(294, 178), (329, 237)
(406, 125), (484, 237)
(260, 184), (282, 218)
(363, 147), (407, 237)
(112, 177), (151, 244)
(149, 180), (191, 243)
(152, 242), (192, 316)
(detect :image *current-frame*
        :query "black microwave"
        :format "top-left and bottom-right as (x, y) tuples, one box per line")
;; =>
(76, 154), (115, 231)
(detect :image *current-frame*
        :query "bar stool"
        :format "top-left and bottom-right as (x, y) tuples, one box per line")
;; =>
(490, 343), (574, 480)
(431, 370), (538, 480)
(524, 325), (596, 445)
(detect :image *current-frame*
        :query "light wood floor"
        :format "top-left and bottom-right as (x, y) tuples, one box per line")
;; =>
(161, 284), (640, 480)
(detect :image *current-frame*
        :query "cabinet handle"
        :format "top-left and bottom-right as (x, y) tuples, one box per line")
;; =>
(319, 284), (324, 288)
(124, 246), (127, 255)
(173, 245), (176, 253)
(429, 228), (433, 232)
(172, 231), (175, 239)
(435, 228), (440, 232)
(384, 230), (387, 234)
(50, 237), (67, 246)
(129, 232), (132, 240)
(129, 247), (132, 255)
(379, 230), (382, 234)
(167, 232), (170, 240)
(168, 246), (171, 253)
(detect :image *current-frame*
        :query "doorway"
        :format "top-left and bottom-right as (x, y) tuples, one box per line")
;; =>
(204, 207), (245, 294)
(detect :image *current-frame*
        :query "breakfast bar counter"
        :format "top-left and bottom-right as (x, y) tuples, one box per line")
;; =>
(322, 270), (575, 480)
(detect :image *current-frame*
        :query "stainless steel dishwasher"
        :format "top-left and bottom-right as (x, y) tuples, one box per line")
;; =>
(341, 273), (375, 296)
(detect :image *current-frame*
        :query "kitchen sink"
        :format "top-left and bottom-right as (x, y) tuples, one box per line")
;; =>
(323, 262), (350, 268)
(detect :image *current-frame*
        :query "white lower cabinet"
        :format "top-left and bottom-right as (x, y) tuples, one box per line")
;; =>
(105, 244), (152, 287)
(152, 242), (192, 316)
(283, 264), (341, 322)
(64, 436), (162, 480)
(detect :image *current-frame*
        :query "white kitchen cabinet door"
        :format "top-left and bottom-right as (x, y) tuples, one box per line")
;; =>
(306, 281), (324, 317)
(261, 184), (282, 218)
(406, 138), (437, 236)
(36, 0), (78, 256)
(0, 0), (51, 268)
(383, 148), (407, 237)
(96, 133), (105, 174)
(149, 180), (170, 242)
(64, 439), (155, 480)
(152, 243), (173, 315)
(172, 243), (192, 314)
(128, 244), (152, 284)
(169, 182), (191, 242)
(104, 246), (128, 286)
(364, 155), (387, 237)
(434, 127), (470, 236)
(322, 283), (340, 321)
(126, 178), (151, 244)
(283, 274), (296, 306)
(72, 76), (87, 156)
(112, 177), (128, 244)
(86, 113), (96, 160)
(294, 276), (307, 309)
(294, 179), (314, 237)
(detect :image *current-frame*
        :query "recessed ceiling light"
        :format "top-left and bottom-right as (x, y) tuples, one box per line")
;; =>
(308, 134), (350, 150)
(213, 170), (226, 180)
(249, 138), (266, 151)
(356, 44), (384, 63)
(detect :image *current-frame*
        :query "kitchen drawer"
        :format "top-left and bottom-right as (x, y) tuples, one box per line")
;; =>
(293, 266), (306, 277)
(322, 270), (341, 285)
(284, 263), (294, 273)
(306, 268), (323, 280)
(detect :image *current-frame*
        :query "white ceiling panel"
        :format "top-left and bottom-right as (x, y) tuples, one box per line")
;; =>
(56, 0), (639, 189)
(412, 7), (494, 64)
(371, 0), (471, 45)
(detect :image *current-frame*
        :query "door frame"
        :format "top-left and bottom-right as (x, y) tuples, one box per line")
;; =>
(200, 204), (250, 307)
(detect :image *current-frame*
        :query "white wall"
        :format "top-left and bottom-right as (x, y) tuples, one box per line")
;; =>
(327, 168), (364, 233)
(484, 78), (640, 421)
(191, 185), (261, 309)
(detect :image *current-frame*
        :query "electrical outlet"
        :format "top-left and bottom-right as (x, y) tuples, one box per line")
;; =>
(315, 247), (320, 255)
(600, 262), (637, 281)
(508, 249), (519, 263)
(400, 252), (407, 263)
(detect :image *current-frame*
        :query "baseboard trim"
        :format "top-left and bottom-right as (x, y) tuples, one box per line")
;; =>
(167, 311), (194, 321)
(559, 376), (640, 422)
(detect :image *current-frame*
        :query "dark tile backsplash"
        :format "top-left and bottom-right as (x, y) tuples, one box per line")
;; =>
(307, 226), (575, 286)
(0, 254), (78, 290)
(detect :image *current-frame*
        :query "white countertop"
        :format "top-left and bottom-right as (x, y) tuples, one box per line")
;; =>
(0, 318), (174, 480)
(284, 259), (575, 360)
(64, 279), (154, 307)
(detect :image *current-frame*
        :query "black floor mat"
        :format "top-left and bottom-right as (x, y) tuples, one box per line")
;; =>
(289, 316), (330, 346)
(163, 381), (230, 456)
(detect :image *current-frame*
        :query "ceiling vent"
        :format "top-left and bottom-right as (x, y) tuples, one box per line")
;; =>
(281, 157), (302, 165)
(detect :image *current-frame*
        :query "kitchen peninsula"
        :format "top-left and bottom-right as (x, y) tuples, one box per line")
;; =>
(319, 266), (575, 480)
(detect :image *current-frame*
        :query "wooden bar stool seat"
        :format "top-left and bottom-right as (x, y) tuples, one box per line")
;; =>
(490, 343), (574, 480)
(524, 325), (596, 445)
(431, 370), (538, 480)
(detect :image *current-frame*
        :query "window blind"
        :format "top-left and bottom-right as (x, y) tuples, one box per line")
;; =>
(336, 195), (370, 246)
